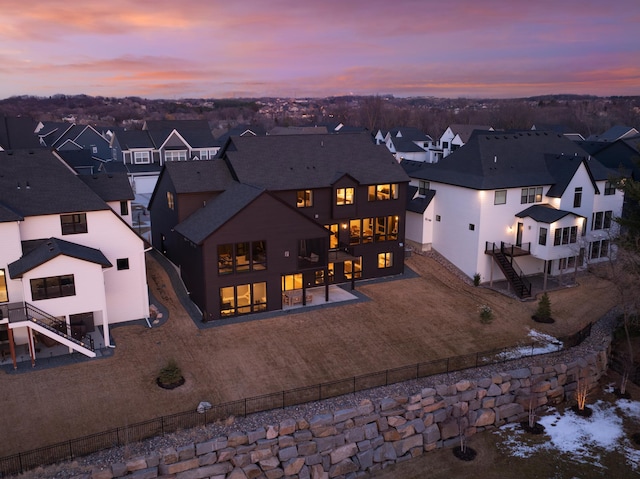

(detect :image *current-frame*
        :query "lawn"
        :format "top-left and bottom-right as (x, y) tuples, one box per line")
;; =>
(0, 252), (619, 456)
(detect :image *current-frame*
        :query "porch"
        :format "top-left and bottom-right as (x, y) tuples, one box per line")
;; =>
(281, 284), (359, 311)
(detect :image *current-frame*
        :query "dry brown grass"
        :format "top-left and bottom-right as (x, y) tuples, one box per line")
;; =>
(0, 253), (618, 456)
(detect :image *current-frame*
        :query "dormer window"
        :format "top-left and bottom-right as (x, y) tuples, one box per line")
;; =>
(368, 184), (398, 201)
(133, 151), (150, 164)
(336, 187), (354, 205)
(165, 150), (187, 162)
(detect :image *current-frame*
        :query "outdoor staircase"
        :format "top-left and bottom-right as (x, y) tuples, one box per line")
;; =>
(7, 302), (96, 358)
(486, 242), (532, 299)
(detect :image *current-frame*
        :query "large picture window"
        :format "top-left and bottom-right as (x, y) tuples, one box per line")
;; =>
(61, 213), (87, 235)
(220, 282), (267, 317)
(218, 241), (267, 275)
(375, 216), (399, 242)
(344, 257), (362, 280)
(30, 275), (75, 301)
(368, 184), (398, 201)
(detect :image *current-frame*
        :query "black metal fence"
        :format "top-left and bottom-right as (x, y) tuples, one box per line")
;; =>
(0, 322), (593, 477)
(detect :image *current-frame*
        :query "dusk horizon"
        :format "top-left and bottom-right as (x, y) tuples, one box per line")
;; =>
(1, 0), (639, 100)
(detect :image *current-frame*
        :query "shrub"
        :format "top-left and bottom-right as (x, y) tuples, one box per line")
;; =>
(473, 273), (481, 287)
(479, 305), (493, 324)
(158, 359), (183, 387)
(534, 292), (552, 322)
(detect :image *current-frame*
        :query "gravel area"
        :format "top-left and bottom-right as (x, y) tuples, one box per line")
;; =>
(10, 307), (619, 479)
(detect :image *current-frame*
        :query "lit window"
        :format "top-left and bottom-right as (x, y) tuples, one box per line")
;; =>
(336, 187), (354, 205)
(167, 192), (175, 210)
(297, 190), (313, 207)
(0, 269), (8, 302)
(378, 252), (393, 269)
(344, 257), (362, 280)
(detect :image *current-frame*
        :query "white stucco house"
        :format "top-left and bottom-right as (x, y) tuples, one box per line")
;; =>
(403, 130), (624, 297)
(374, 127), (433, 163)
(428, 124), (494, 162)
(0, 150), (149, 368)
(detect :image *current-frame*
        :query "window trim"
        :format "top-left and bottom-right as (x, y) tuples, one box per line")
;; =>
(30, 274), (76, 301)
(117, 258), (130, 270)
(133, 151), (151, 164)
(61, 213), (88, 235)
(296, 189), (313, 208)
(336, 187), (355, 205)
(494, 190), (507, 205)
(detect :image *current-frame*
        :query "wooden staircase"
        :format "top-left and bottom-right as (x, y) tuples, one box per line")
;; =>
(486, 242), (532, 299)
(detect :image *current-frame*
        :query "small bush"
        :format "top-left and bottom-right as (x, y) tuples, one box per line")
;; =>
(479, 305), (493, 324)
(533, 292), (553, 323)
(158, 359), (183, 387)
(473, 273), (481, 287)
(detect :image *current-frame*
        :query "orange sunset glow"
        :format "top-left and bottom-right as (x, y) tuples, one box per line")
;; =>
(1, 0), (639, 99)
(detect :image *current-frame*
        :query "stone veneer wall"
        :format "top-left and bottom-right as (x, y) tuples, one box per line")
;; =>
(90, 347), (609, 479)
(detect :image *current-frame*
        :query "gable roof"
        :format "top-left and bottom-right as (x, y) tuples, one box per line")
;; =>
(78, 173), (134, 202)
(390, 127), (432, 142)
(221, 132), (409, 190)
(0, 150), (109, 222)
(116, 129), (155, 149)
(577, 139), (640, 180)
(446, 124), (493, 143)
(174, 182), (264, 244)
(8, 237), (112, 278)
(516, 204), (582, 223)
(402, 131), (609, 191)
(55, 149), (104, 174)
(147, 159), (233, 210)
(589, 125), (639, 142)
(406, 186), (435, 214)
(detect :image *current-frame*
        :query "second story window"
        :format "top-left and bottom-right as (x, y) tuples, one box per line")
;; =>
(336, 187), (354, 205)
(167, 192), (175, 210)
(297, 190), (313, 208)
(30, 274), (75, 301)
(120, 201), (129, 216)
(521, 187), (543, 204)
(133, 151), (150, 164)
(165, 151), (187, 162)
(494, 190), (507, 205)
(61, 213), (87, 235)
(418, 181), (430, 196)
(368, 184), (398, 201)
(573, 187), (582, 208)
(539, 227), (547, 245)
(604, 181), (616, 195)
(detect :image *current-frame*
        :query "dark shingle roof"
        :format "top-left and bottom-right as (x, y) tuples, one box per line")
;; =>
(406, 186), (435, 214)
(0, 115), (42, 150)
(0, 150), (108, 222)
(516, 204), (581, 223)
(174, 182), (264, 244)
(164, 159), (234, 194)
(116, 130), (155, 149)
(8, 237), (112, 278)
(78, 173), (134, 202)
(222, 132), (409, 190)
(56, 149), (104, 174)
(402, 131), (609, 191)
(448, 124), (493, 143)
(578, 139), (640, 181)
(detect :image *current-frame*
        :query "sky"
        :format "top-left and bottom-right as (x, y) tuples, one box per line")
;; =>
(1, 0), (639, 100)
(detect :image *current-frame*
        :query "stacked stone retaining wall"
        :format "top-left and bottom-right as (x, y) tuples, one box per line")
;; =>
(89, 346), (609, 479)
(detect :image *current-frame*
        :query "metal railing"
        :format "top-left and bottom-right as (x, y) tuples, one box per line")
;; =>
(0, 322), (593, 476)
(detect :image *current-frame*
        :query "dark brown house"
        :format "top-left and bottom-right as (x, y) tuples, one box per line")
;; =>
(149, 132), (409, 321)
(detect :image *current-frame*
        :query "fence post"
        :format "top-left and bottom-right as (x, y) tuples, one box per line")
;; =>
(69, 440), (73, 460)
(161, 416), (165, 436)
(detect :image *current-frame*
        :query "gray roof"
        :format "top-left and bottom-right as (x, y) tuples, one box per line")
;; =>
(406, 186), (435, 214)
(174, 182), (264, 244)
(390, 127), (432, 142)
(402, 131), (612, 192)
(116, 129), (155, 149)
(222, 132), (409, 190)
(164, 159), (234, 194)
(78, 173), (134, 202)
(0, 115), (42, 150)
(391, 136), (427, 153)
(448, 124), (493, 143)
(516, 204), (581, 223)
(8, 237), (112, 278)
(0, 150), (109, 222)
(589, 126), (639, 142)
